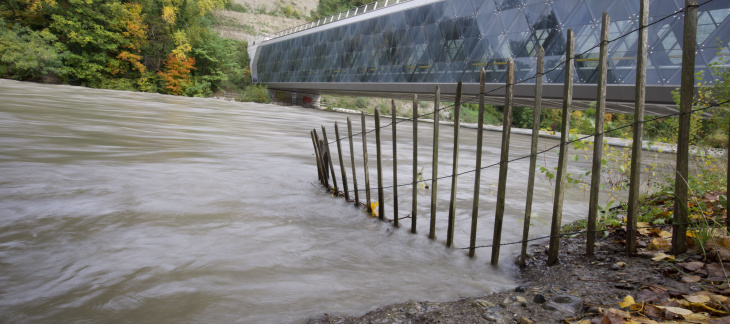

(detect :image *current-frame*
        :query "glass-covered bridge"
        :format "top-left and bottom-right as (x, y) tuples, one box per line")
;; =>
(248, 0), (730, 114)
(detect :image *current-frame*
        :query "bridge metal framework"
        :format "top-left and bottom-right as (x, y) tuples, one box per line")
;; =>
(249, 0), (730, 114)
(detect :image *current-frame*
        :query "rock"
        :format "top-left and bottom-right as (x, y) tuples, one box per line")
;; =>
(404, 301), (422, 315)
(515, 286), (527, 292)
(533, 294), (546, 304)
(611, 263), (622, 270)
(515, 296), (527, 303)
(472, 300), (494, 309)
(482, 311), (508, 324)
(587, 306), (601, 313)
(614, 282), (634, 290)
(518, 316), (534, 324)
(542, 295), (583, 315)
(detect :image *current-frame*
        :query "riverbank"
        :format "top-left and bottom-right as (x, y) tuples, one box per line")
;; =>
(308, 222), (729, 323)
(321, 106), (717, 155)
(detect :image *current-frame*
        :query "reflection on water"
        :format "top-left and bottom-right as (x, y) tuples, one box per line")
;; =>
(0, 79), (626, 322)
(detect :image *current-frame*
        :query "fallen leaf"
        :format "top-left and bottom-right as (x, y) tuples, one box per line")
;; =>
(681, 275), (702, 283)
(649, 238), (672, 252)
(658, 230), (672, 239)
(619, 295), (635, 308)
(685, 294), (712, 304)
(654, 305), (694, 317)
(652, 252), (675, 262)
(678, 262), (705, 272)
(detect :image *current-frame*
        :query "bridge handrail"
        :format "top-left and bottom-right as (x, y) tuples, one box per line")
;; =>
(250, 0), (415, 46)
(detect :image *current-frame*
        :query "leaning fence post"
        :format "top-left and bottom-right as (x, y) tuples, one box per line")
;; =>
(313, 129), (329, 189)
(375, 108), (385, 221)
(429, 87), (441, 240)
(311, 130), (324, 185)
(547, 29), (575, 266)
(412, 95), (419, 234)
(347, 117), (360, 206)
(491, 59), (514, 266)
(520, 47), (544, 267)
(673, 0), (698, 255)
(392, 101), (400, 227)
(626, 0), (649, 255)
(469, 69), (487, 258)
(587, 12), (610, 256)
(335, 122), (350, 201)
(321, 126), (339, 195)
(362, 112), (373, 213)
(446, 82), (463, 248)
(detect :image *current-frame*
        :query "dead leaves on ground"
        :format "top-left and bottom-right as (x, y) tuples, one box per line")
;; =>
(570, 291), (730, 323)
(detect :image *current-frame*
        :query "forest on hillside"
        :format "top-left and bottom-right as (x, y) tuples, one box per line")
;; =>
(0, 0), (257, 98)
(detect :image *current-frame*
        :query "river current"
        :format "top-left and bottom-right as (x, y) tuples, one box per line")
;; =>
(1, 79), (615, 322)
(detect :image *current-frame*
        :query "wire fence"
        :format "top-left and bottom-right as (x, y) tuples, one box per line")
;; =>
(308, 0), (729, 265)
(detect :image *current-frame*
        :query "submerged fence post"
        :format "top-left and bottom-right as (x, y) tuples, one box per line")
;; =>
(375, 108), (385, 221)
(347, 117), (360, 206)
(429, 86), (441, 240)
(335, 122), (350, 201)
(587, 12), (610, 256)
(547, 29), (575, 266)
(412, 95), (419, 234)
(469, 69), (487, 258)
(626, 0), (649, 255)
(446, 82), (463, 248)
(311, 130), (324, 185)
(392, 101), (400, 227)
(491, 59), (514, 266)
(520, 47), (544, 267)
(362, 112), (373, 213)
(673, 0), (698, 255)
(313, 129), (329, 189)
(321, 126), (339, 195)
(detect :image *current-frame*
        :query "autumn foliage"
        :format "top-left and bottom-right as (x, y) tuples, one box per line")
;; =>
(158, 54), (196, 95)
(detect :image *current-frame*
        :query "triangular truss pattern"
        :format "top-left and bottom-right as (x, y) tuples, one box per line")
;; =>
(255, 0), (730, 86)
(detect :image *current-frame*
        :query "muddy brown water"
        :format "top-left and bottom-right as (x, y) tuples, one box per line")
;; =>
(0, 79), (649, 322)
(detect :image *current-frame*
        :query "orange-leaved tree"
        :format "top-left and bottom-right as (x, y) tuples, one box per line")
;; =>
(157, 54), (195, 95)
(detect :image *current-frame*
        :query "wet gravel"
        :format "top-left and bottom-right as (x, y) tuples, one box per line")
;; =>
(308, 230), (702, 323)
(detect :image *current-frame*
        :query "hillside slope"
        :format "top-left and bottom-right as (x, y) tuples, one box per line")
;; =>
(214, 0), (318, 42)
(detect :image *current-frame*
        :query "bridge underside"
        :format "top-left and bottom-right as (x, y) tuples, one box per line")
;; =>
(265, 82), (680, 116)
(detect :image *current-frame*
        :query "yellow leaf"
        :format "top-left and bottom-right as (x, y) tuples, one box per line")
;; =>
(652, 252), (675, 262)
(619, 295), (635, 308)
(658, 231), (672, 239)
(370, 202), (379, 217)
(685, 295), (711, 304)
(654, 305), (694, 316)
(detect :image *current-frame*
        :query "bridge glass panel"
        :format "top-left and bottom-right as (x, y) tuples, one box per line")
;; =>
(254, 0), (730, 86)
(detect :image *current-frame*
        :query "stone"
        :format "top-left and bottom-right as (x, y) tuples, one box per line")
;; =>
(473, 300), (494, 309)
(611, 263), (621, 270)
(518, 316), (534, 324)
(614, 282), (635, 290)
(542, 295), (583, 315)
(533, 294), (546, 304)
(515, 296), (526, 303)
(515, 286), (527, 292)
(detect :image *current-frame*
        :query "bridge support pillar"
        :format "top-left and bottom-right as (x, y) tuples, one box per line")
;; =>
(268, 90), (321, 108)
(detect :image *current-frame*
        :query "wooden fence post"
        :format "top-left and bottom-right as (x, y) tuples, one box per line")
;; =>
(335, 122), (350, 201)
(347, 117), (360, 206)
(626, 0), (649, 255)
(392, 101), (400, 227)
(375, 108), (385, 221)
(321, 126), (339, 194)
(673, 0), (698, 254)
(491, 59), (514, 265)
(311, 130), (324, 185)
(429, 86), (441, 240)
(412, 95), (419, 234)
(587, 12), (610, 256)
(362, 112), (373, 213)
(469, 69), (487, 258)
(547, 29), (575, 266)
(446, 82), (463, 248)
(313, 129), (329, 189)
(520, 47), (544, 267)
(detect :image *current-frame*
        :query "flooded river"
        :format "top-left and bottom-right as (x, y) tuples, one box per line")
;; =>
(1, 79), (626, 322)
